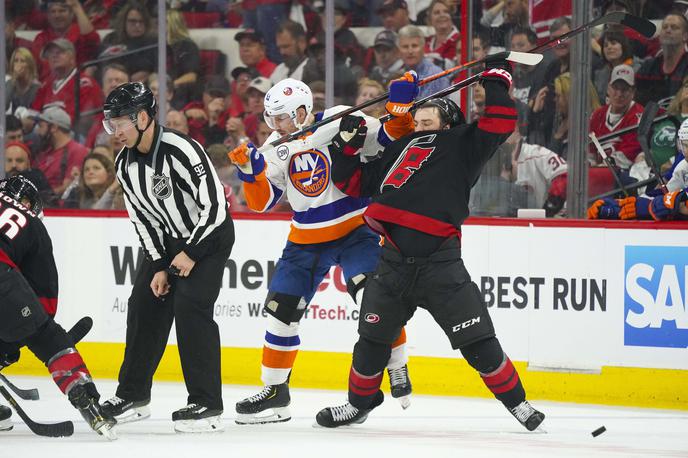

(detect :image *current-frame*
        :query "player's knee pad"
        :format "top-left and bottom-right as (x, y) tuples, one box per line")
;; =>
(353, 336), (391, 375)
(346, 273), (370, 304)
(24, 319), (73, 364)
(460, 336), (504, 374)
(264, 291), (307, 325)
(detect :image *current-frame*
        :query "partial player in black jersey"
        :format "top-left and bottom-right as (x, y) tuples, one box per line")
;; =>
(316, 57), (545, 431)
(0, 176), (116, 439)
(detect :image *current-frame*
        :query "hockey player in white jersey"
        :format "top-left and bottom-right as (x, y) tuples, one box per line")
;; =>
(589, 118), (688, 220)
(228, 75), (419, 424)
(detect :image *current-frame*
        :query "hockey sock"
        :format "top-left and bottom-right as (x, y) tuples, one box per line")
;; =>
(387, 327), (408, 370)
(47, 348), (94, 395)
(349, 337), (390, 409)
(461, 337), (525, 409)
(261, 315), (300, 386)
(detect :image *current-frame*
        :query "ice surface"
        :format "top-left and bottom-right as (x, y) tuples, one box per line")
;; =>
(1, 377), (686, 457)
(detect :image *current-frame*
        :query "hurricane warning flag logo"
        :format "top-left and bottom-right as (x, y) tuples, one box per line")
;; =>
(289, 149), (330, 197)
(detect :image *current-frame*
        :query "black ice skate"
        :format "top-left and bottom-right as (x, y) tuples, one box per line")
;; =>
(172, 403), (224, 433)
(509, 400), (545, 431)
(68, 384), (117, 440)
(235, 383), (291, 425)
(0, 404), (12, 432)
(101, 395), (151, 424)
(387, 364), (412, 409)
(316, 390), (384, 428)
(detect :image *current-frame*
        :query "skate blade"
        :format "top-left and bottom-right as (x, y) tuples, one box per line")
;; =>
(396, 395), (411, 410)
(115, 405), (151, 424)
(312, 413), (370, 429)
(235, 407), (291, 425)
(174, 415), (224, 433)
(96, 422), (118, 441)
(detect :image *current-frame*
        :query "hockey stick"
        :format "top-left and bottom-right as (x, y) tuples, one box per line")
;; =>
(0, 386), (74, 437)
(260, 53), (540, 151)
(0, 317), (94, 401)
(0, 374), (38, 401)
(589, 176), (659, 202)
(260, 13), (654, 150)
(637, 101), (668, 194)
(589, 132), (629, 197)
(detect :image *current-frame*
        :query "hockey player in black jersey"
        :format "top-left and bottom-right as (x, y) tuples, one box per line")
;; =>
(0, 176), (116, 439)
(316, 57), (545, 431)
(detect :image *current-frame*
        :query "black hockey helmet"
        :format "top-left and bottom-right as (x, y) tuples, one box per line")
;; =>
(103, 82), (157, 121)
(0, 175), (43, 215)
(422, 97), (465, 129)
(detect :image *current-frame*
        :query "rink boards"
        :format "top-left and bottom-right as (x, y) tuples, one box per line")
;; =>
(6, 212), (688, 410)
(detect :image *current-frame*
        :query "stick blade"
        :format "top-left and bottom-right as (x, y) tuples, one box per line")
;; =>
(598, 12), (656, 38)
(506, 51), (543, 66)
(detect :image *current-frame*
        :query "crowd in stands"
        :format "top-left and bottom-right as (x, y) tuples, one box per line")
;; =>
(3, 0), (688, 219)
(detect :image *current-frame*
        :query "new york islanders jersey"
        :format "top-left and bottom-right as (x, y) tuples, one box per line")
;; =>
(589, 102), (644, 169)
(242, 106), (411, 244)
(515, 143), (568, 208)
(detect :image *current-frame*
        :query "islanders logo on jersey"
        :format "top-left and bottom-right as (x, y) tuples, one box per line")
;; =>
(289, 149), (330, 197)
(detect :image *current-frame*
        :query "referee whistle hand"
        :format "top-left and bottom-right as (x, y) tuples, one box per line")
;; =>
(170, 251), (196, 278)
(150, 271), (170, 298)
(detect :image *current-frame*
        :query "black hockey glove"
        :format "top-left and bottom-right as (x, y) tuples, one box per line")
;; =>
(331, 115), (368, 156)
(543, 195), (565, 217)
(0, 341), (20, 371)
(482, 56), (513, 90)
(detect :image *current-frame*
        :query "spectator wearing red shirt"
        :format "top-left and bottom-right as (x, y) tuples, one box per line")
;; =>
(234, 29), (277, 78)
(31, 39), (104, 131)
(183, 76), (231, 147)
(32, 106), (89, 197)
(589, 64), (645, 198)
(635, 12), (688, 106)
(32, 0), (100, 81)
(84, 63), (130, 149)
(424, 0), (460, 64)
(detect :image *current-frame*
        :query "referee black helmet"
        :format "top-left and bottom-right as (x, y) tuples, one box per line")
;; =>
(422, 98), (465, 129)
(104, 82), (157, 121)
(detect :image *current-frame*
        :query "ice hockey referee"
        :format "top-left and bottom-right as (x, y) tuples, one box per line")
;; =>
(99, 82), (234, 433)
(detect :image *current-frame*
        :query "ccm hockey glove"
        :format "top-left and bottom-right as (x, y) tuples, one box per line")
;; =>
(482, 56), (513, 90)
(228, 142), (266, 183)
(386, 71), (419, 116)
(648, 189), (688, 221)
(331, 115), (367, 156)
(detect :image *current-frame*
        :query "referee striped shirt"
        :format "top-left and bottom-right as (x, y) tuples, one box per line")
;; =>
(115, 125), (229, 270)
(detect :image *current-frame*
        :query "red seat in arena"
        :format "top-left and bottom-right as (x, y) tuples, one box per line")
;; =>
(182, 11), (222, 28)
(199, 49), (227, 77)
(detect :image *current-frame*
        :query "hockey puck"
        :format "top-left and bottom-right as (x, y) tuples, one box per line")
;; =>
(591, 426), (606, 437)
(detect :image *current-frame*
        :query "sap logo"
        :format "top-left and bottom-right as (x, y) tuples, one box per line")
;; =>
(624, 246), (688, 348)
(452, 316), (480, 333)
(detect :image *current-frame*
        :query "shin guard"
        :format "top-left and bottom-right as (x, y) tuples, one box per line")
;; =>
(47, 348), (93, 395)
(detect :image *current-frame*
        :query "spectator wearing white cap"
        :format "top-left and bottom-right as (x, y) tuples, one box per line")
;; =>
(32, 106), (89, 196)
(589, 64), (645, 171)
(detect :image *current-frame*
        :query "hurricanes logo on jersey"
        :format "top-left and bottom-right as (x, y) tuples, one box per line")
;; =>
(289, 149), (330, 197)
(381, 134), (436, 190)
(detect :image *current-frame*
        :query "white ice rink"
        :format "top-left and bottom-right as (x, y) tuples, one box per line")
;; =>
(1, 377), (686, 457)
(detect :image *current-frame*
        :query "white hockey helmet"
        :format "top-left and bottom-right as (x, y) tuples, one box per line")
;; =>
(263, 78), (313, 130)
(678, 118), (688, 157)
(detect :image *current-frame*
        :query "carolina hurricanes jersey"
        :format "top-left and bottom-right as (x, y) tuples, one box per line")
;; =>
(515, 143), (568, 207)
(589, 102), (644, 170)
(0, 193), (59, 316)
(243, 106), (409, 244)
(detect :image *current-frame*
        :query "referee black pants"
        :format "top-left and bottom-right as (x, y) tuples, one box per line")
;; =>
(115, 234), (233, 411)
